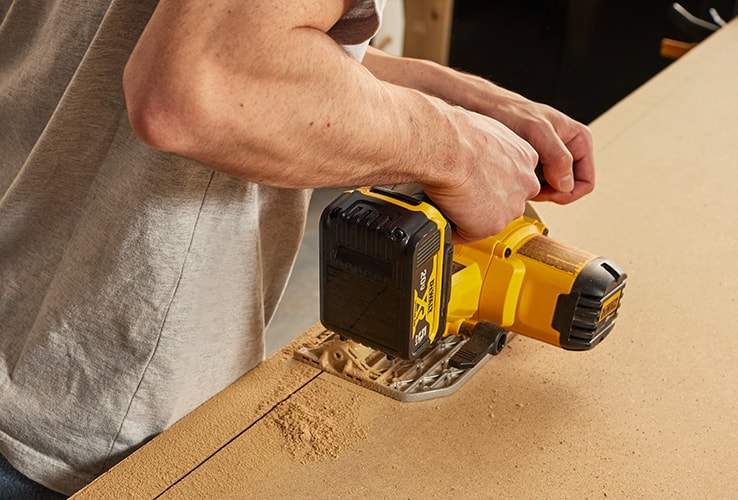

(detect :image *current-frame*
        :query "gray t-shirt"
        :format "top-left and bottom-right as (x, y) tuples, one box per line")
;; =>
(0, 0), (382, 494)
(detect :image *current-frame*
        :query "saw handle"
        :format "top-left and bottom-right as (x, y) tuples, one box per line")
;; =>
(534, 162), (549, 188)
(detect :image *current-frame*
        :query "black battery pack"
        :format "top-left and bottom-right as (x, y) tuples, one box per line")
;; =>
(319, 188), (453, 360)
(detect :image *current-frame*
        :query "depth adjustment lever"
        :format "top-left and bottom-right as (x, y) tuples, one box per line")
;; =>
(449, 321), (508, 369)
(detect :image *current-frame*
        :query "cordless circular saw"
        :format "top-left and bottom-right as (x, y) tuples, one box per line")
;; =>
(319, 186), (627, 367)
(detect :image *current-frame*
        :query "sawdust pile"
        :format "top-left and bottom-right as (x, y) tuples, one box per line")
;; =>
(267, 394), (367, 463)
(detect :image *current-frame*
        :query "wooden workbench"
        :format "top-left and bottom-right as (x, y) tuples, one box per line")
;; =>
(75, 19), (738, 500)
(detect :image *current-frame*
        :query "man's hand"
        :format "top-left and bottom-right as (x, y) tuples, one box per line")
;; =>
(421, 107), (541, 244)
(480, 94), (595, 205)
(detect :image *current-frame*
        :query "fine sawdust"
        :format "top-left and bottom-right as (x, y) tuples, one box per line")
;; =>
(264, 325), (369, 463)
(250, 323), (327, 417)
(266, 388), (367, 464)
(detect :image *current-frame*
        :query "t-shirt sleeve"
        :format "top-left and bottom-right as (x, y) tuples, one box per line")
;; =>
(327, 0), (384, 46)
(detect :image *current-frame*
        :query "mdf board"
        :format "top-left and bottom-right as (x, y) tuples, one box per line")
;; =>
(75, 20), (738, 499)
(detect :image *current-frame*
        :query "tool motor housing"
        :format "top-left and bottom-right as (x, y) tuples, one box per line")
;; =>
(320, 187), (453, 360)
(449, 218), (627, 351)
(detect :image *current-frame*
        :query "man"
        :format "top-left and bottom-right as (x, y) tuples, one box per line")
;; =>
(0, 0), (593, 496)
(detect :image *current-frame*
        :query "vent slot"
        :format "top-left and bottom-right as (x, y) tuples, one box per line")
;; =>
(416, 230), (441, 267)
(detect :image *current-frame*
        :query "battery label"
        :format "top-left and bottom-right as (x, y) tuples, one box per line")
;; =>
(412, 258), (437, 348)
(517, 235), (595, 275)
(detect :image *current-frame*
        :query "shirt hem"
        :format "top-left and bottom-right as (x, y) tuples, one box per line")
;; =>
(0, 429), (95, 496)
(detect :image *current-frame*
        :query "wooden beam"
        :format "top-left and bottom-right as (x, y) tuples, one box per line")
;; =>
(403, 0), (454, 65)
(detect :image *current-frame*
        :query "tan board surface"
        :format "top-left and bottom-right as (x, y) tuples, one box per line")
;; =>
(75, 19), (738, 500)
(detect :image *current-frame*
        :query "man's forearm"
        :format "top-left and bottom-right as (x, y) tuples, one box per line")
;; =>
(123, 0), (469, 191)
(362, 46), (522, 114)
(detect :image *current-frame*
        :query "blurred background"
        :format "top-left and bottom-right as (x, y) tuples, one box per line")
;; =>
(448, 0), (736, 123)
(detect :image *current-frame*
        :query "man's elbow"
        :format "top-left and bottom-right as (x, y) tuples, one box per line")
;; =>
(123, 60), (203, 154)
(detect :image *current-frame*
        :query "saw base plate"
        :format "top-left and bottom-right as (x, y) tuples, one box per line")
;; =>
(293, 328), (506, 402)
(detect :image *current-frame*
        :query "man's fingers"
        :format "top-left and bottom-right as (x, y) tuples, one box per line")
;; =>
(539, 149), (575, 193)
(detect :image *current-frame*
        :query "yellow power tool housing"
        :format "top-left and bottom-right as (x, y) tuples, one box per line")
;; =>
(320, 187), (626, 361)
